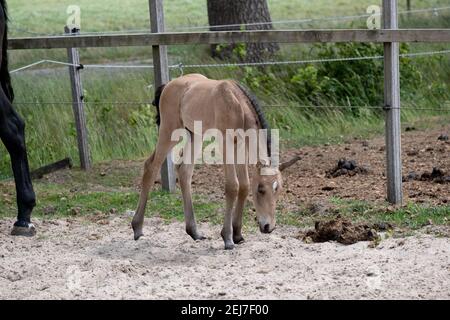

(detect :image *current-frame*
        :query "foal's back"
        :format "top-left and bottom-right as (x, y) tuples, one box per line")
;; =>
(159, 74), (255, 134)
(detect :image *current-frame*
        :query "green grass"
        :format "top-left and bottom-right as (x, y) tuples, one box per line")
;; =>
(328, 197), (449, 229)
(8, 0), (450, 35)
(0, 164), (222, 224)
(1, 170), (447, 233)
(275, 195), (449, 230)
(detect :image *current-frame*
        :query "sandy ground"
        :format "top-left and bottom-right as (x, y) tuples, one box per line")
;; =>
(0, 216), (449, 300)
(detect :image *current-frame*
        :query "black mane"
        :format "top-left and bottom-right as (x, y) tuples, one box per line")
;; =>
(152, 84), (166, 127)
(234, 82), (271, 157)
(1, 0), (14, 102)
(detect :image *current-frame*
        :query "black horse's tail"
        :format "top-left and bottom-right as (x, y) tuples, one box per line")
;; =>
(234, 82), (271, 157)
(1, 0), (14, 102)
(152, 84), (166, 127)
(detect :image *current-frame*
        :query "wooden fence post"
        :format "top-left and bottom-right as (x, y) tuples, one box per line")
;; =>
(148, 0), (176, 192)
(383, 0), (403, 205)
(65, 26), (91, 170)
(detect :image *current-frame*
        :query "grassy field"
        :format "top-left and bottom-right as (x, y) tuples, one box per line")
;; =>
(0, 1), (449, 230)
(8, 0), (450, 36)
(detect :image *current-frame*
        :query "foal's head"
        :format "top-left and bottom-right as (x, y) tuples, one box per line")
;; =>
(252, 166), (283, 234)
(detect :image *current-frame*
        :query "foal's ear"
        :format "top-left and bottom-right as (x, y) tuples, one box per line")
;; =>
(279, 155), (302, 172)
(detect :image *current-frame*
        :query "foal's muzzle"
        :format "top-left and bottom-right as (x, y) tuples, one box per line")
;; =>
(260, 223), (275, 234)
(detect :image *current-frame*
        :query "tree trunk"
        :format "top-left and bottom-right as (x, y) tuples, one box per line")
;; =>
(207, 0), (279, 63)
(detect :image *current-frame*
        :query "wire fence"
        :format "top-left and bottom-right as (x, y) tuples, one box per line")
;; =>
(10, 48), (450, 74)
(10, 101), (450, 112)
(7, 5), (450, 113)
(9, 46), (450, 112)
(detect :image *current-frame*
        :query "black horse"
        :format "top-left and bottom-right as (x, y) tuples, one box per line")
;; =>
(0, 0), (36, 236)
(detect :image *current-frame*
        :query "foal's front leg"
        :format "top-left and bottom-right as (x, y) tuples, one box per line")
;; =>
(221, 164), (238, 250)
(233, 164), (249, 244)
(0, 95), (36, 236)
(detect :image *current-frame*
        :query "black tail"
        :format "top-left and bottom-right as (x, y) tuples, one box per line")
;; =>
(1, 0), (14, 102)
(234, 82), (271, 157)
(152, 84), (166, 127)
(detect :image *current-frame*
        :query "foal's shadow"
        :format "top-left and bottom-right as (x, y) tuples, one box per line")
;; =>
(89, 235), (221, 266)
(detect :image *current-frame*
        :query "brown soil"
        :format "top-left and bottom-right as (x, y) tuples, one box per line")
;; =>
(301, 217), (380, 245)
(190, 124), (450, 209)
(325, 159), (369, 178)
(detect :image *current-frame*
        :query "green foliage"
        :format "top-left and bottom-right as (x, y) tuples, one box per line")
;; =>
(288, 43), (426, 107)
(290, 65), (326, 103)
(232, 43), (247, 61)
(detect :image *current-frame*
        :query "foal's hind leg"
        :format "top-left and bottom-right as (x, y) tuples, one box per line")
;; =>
(132, 139), (177, 240)
(176, 133), (205, 240)
(0, 92), (36, 236)
(176, 162), (205, 241)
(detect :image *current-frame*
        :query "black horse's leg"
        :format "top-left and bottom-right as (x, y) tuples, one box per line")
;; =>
(0, 91), (36, 236)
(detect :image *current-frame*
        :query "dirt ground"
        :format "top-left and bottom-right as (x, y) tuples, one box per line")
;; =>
(191, 124), (450, 208)
(0, 124), (449, 300)
(30, 123), (449, 209)
(0, 216), (449, 300)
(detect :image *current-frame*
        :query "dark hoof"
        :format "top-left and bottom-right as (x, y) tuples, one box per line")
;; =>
(133, 229), (144, 240)
(131, 219), (144, 240)
(191, 234), (207, 241)
(224, 242), (235, 250)
(187, 229), (206, 241)
(134, 233), (143, 241)
(132, 225), (143, 241)
(221, 230), (235, 250)
(233, 235), (245, 244)
(11, 223), (36, 237)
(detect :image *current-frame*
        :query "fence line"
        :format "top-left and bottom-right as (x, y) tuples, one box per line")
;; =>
(10, 48), (450, 74)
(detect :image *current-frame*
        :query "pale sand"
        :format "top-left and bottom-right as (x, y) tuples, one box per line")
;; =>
(0, 217), (449, 299)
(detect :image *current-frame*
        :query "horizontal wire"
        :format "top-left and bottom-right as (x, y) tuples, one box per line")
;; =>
(10, 60), (81, 73)
(10, 49), (450, 74)
(11, 101), (450, 112)
(176, 49), (450, 69)
(170, 6), (450, 32)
